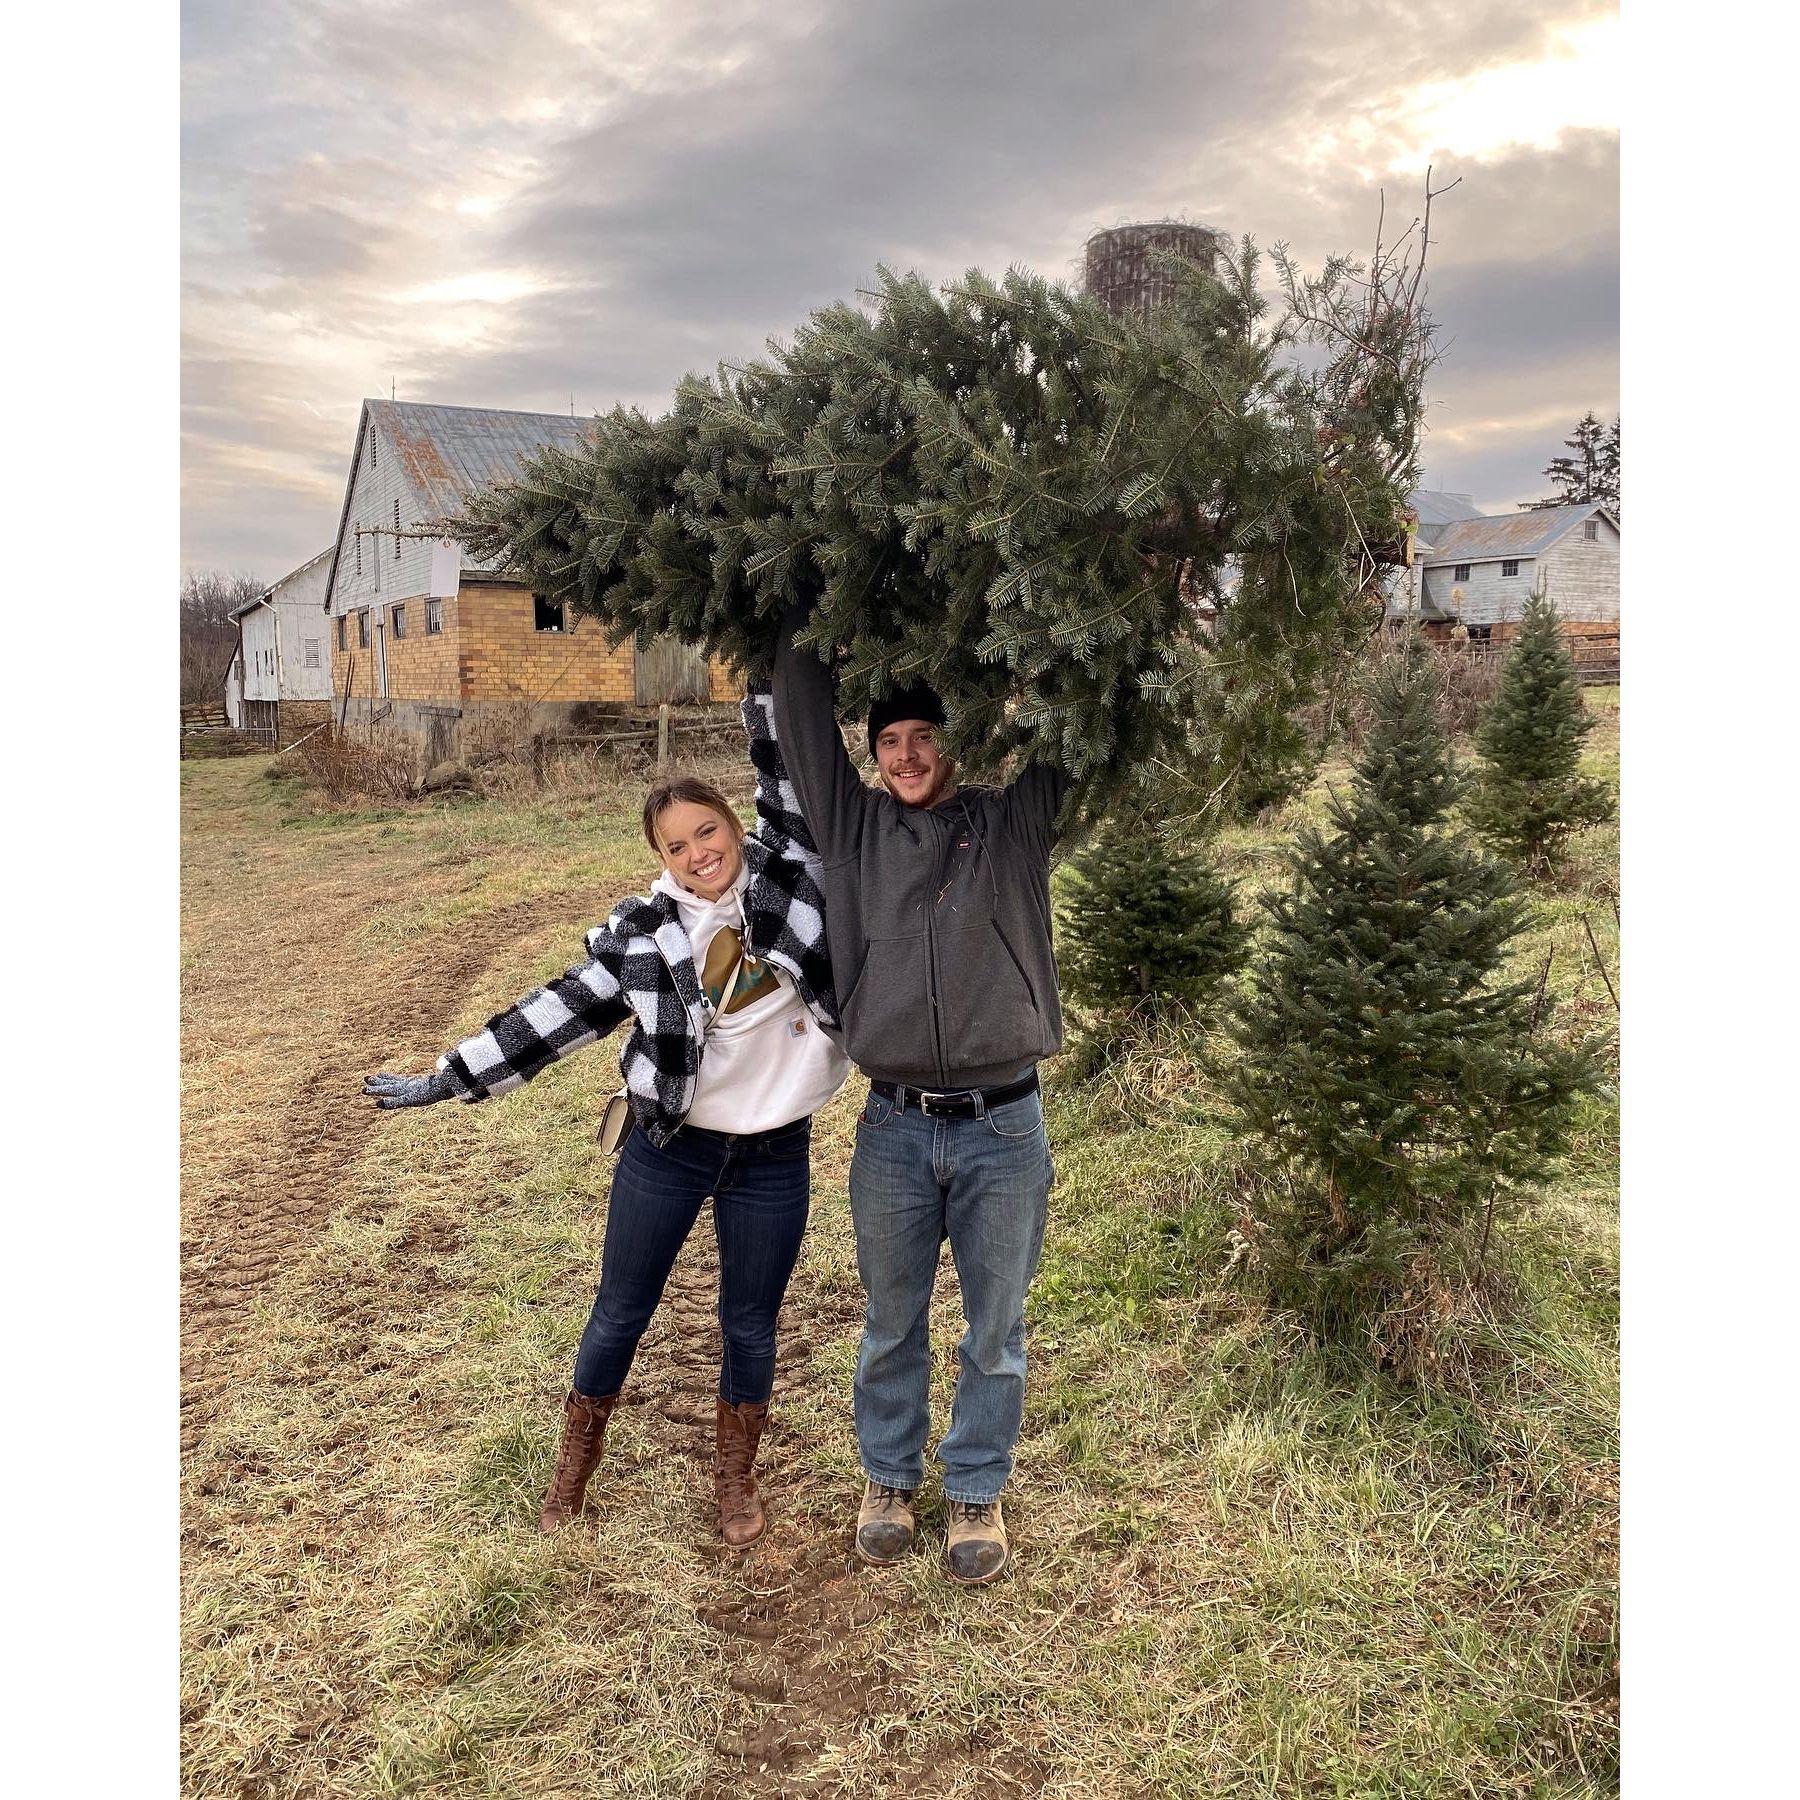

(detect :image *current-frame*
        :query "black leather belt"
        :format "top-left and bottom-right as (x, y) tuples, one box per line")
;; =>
(869, 1072), (1039, 1118)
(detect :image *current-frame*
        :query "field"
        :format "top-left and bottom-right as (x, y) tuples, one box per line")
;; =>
(180, 698), (1619, 1798)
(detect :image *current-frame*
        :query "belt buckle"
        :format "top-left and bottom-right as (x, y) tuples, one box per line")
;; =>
(919, 1089), (954, 1117)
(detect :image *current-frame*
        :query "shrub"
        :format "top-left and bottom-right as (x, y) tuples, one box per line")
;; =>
(293, 724), (419, 804)
(1219, 636), (1601, 1371)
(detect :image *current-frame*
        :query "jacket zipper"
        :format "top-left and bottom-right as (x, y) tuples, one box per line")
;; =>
(923, 814), (951, 1087)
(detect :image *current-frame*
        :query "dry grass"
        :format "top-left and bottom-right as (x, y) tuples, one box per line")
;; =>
(181, 700), (1618, 1798)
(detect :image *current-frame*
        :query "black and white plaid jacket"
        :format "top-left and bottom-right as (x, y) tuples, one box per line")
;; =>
(436, 691), (838, 1146)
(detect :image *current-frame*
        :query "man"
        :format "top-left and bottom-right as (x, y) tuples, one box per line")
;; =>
(772, 612), (1068, 1584)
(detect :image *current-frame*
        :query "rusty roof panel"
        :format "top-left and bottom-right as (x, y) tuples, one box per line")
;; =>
(1422, 503), (1612, 565)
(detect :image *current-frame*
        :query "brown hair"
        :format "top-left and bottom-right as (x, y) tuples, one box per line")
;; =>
(641, 775), (743, 853)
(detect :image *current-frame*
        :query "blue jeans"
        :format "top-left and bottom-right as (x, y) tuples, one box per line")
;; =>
(572, 1117), (812, 1406)
(848, 1084), (1052, 1504)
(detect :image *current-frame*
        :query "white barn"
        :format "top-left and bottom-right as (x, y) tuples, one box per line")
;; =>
(225, 547), (336, 741)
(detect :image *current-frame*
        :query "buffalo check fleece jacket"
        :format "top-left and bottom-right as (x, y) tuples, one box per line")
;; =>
(433, 691), (839, 1146)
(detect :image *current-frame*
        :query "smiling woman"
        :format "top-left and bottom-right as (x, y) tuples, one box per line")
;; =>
(359, 699), (848, 1551)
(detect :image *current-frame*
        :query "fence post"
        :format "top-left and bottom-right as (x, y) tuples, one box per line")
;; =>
(656, 703), (670, 772)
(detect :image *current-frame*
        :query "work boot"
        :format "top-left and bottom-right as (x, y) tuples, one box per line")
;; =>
(855, 1480), (918, 1566)
(538, 1388), (618, 1535)
(945, 1498), (1009, 1585)
(714, 1399), (770, 1549)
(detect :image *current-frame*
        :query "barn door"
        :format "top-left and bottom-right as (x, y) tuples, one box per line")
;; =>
(375, 616), (390, 699)
(635, 632), (711, 705)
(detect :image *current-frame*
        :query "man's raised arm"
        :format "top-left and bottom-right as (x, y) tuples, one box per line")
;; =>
(771, 604), (867, 863)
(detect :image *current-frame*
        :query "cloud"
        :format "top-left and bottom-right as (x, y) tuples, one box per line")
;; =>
(182, 0), (1618, 577)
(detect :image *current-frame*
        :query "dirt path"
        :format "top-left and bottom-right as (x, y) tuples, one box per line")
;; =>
(180, 768), (917, 1793)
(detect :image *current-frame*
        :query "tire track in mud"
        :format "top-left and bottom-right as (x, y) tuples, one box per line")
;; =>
(180, 893), (587, 1459)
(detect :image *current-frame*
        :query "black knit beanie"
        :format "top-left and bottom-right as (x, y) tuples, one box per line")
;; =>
(866, 684), (946, 757)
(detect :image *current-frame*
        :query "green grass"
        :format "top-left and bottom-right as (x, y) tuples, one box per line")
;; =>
(182, 704), (1618, 1797)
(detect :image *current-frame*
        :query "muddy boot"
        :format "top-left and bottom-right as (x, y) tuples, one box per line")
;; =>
(945, 1498), (1008, 1585)
(855, 1480), (918, 1566)
(714, 1399), (770, 1549)
(539, 1388), (618, 1535)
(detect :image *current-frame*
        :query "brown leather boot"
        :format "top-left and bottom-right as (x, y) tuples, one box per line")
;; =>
(538, 1388), (618, 1535)
(714, 1398), (770, 1548)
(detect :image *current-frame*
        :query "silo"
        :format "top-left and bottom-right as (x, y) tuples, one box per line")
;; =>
(1083, 221), (1225, 318)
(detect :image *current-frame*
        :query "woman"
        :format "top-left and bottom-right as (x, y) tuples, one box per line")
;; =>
(364, 693), (847, 1547)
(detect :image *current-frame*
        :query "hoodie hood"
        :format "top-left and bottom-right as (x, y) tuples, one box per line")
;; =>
(652, 858), (750, 949)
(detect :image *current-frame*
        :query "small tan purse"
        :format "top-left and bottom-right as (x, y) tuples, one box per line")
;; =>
(596, 943), (751, 1155)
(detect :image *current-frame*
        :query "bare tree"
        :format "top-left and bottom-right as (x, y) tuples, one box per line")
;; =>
(180, 569), (263, 705)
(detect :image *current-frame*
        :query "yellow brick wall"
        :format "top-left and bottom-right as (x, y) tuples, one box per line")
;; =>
(456, 583), (637, 702)
(328, 583), (738, 708)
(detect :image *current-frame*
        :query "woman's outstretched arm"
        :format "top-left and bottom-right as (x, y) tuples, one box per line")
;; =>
(365, 922), (634, 1107)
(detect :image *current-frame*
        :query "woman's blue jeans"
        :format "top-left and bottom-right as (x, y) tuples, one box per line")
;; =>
(848, 1085), (1052, 1504)
(572, 1117), (812, 1406)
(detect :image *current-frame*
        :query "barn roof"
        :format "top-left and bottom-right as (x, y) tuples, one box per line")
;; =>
(1410, 489), (1483, 529)
(1422, 502), (1616, 566)
(323, 400), (597, 611)
(364, 401), (594, 524)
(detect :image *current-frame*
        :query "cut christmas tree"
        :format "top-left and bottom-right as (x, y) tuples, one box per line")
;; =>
(457, 209), (1444, 817)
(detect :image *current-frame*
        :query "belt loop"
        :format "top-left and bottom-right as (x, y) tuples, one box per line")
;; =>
(973, 1091), (986, 1119)
(894, 1084), (908, 1116)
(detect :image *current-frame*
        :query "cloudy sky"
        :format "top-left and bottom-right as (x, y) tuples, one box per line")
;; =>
(181, 0), (1618, 580)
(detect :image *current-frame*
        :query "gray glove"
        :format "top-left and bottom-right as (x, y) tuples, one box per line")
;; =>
(364, 1069), (458, 1109)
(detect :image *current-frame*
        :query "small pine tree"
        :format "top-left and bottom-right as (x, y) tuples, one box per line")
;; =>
(1059, 823), (1248, 1023)
(1467, 587), (1614, 877)
(1220, 640), (1600, 1362)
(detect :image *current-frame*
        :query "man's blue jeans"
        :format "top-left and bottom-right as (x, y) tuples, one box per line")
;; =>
(848, 1083), (1052, 1504)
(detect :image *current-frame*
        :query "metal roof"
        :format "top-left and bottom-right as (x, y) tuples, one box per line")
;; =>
(1422, 502), (1615, 566)
(1410, 489), (1483, 529)
(323, 400), (597, 610)
(364, 400), (594, 523)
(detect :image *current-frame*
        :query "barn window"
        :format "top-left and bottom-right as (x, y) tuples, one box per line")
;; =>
(357, 609), (370, 648)
(1584, 520), (1599, 541)
(394, 500), (402, 558)
(369, 432), (376, 469)
(534, 593), (567, 632)
(391, 603), (407, 640)
(355, 531), (362, 575)
(1467, 624), (1493, 642)
(1453, 563), (1471, 582)
(337, 615), (347, 652)
(304, 639), (321, 669)
(1501, 559), (1520, 577)
(426, 598), (443, 634)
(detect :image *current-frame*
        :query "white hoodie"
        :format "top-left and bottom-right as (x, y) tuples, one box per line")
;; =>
(652, 864), (849, 1133)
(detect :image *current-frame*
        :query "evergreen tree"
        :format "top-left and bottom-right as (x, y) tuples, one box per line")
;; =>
(1526, 411), (1620, 511)
(1058, 823), (1248, 1023)
(457, 239), (1433, 819)
(1220, 640), (1600, 1357)
(1467, 587), (1615, 877)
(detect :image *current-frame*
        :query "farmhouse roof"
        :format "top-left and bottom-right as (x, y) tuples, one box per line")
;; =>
(1422, 502), (1616, 567)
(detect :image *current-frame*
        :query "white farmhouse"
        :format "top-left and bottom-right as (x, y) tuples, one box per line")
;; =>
(1388, 493), (1620, 678)
(225, 547), (335, 741)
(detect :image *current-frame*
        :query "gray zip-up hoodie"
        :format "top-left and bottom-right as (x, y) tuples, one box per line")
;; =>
(773, 616), (1071, 1091)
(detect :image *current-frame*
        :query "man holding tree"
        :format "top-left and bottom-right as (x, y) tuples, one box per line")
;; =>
(773, 614), (1068, 1585)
